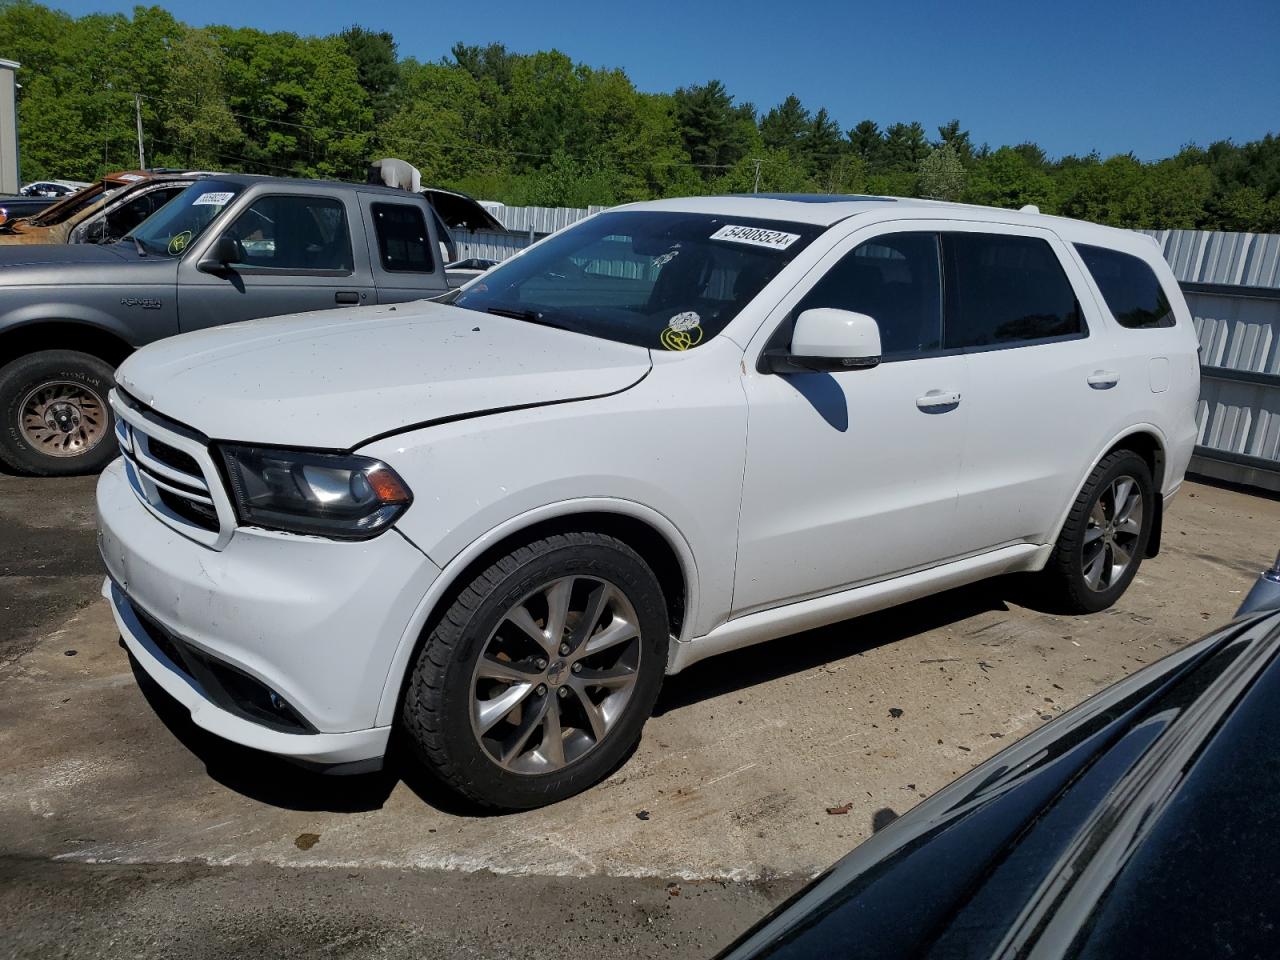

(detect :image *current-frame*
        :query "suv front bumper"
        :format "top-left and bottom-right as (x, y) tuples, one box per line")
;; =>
(97, 457), (440, 766)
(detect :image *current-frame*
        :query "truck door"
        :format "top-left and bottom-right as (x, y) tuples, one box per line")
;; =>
(358, 195), (451, 303)
(176, 189), (376, 332)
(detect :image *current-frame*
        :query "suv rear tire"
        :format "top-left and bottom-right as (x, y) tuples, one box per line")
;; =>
(0, 350), (118, 476)
(1042, 450), (1154, 613)
(400, 531), (669, 810)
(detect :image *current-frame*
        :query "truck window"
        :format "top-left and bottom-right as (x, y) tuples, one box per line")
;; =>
(1074, 243), (1175, 329)
(226, 195), (353, 272)
(103, 186), (185, 241)
(371, 202), (434, 272)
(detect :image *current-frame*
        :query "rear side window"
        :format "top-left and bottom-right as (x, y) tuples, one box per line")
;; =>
(792, 232), (943, 358)
(1075, 243), (1175, 329)
(372, 203), (434, 273)
(943, 233), (1082, 349)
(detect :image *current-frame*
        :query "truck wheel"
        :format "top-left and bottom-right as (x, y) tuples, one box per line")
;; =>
(1042, 450), (1154, 613)
(0, 350), (118, 476)
(401, 532), (669, 810)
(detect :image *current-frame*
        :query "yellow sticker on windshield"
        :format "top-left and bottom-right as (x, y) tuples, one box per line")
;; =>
(167, 230), (193, 255)
(660, 324), (703, 351)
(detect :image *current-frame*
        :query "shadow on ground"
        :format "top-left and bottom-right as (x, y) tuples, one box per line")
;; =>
(126, 574), (1031, 817)
(654, 576), (1025, 715)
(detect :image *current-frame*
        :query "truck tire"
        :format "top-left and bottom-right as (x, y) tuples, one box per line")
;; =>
(1041, 450), (1155, 613)
(0, 350), (118, 476)
(401, 531), (668, 810)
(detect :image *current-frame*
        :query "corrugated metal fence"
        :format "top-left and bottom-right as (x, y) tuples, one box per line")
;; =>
(458, 209), (1280, 492)
(1143, 229), (1280, 491)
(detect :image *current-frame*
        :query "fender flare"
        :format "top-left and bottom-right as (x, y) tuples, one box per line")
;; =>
(373, 497), (701, 726)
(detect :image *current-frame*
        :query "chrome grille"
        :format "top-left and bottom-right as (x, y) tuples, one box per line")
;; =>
(112, 391), (234, 547)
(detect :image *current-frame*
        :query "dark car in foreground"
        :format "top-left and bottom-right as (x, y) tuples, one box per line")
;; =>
(721, 553), (1280, 960)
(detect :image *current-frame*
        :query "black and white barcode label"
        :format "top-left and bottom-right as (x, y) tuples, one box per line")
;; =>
(709, 224), (800, 250)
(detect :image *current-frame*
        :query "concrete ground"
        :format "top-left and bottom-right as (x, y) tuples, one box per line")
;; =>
(2, 472), (1277, 958)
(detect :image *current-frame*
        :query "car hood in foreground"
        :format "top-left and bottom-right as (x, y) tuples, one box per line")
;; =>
(719, 610), (1280, 960)
(115, 302), (653, 450)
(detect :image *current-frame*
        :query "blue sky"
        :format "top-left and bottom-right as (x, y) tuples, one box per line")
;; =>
(48, 0), (1280, 160)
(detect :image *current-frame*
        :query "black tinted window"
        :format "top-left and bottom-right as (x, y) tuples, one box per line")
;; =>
(943, 233), (1082, 349)
(372, 203), (433, 272)
(227, 195), (352, 271)
(792, 232), (943, 358)
(1075, 243), (1174, 329)
(105, 186), (183, 239)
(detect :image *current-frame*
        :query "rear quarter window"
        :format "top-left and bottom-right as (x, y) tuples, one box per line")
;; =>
(1075, 243), (1175, 329)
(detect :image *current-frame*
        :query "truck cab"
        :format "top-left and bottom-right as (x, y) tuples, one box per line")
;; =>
(0, 175), (455, 475)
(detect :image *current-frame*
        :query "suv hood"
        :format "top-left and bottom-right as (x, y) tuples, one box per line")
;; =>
(115, 301), (653, 449)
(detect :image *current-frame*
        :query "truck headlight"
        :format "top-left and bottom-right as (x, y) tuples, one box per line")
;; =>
(219, 445), (412, 540)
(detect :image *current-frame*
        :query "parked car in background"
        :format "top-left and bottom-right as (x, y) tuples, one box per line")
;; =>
(20, 179), (89, 198)
(0, 169), (215, 246)
(717, 555), (1280, 960)
(0, 175), (468, 474)
(444, 256), (499, 285)
(0, 194), (59, 222)
(96, 194), (1200, 809)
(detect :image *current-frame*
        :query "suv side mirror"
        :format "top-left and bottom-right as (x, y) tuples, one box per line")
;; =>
(197, 234), (240, 273)
(761, 308), (883, 374)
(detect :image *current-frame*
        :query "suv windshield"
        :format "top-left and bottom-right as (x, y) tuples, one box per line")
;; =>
(452, 211), (821, 350)
(128, 180), (244, 257)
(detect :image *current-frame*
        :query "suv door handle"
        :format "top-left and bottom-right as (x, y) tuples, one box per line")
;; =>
(335, 291), (361, 305)
(1087, 370), (1120, 389)
(916, 390), (962, 411)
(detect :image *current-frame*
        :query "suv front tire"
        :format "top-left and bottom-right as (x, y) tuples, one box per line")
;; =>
(400, 531), (669, 810)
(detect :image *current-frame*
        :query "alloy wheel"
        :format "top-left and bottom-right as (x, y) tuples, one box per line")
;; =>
(18, 380), (108, 457)
(470, 575), (643, 775)
(1082, 475), (1144, 592)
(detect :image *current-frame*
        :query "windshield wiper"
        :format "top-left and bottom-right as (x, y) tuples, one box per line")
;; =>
(131, 236), (147, 258)
(484, 306), (575, 332)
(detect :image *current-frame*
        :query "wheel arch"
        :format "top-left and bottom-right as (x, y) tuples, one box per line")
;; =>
(374, 498), (700, 727)
(0, 319), (135, 369)
(1046, 424), (1169, 563)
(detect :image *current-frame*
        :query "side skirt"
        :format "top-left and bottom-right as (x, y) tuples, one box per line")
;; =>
(667, 544), (1041, 675)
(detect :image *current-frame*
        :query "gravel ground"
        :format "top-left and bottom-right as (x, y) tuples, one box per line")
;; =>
(1, 472), (1276, 958)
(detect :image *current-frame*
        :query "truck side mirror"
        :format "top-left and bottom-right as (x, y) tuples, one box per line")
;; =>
(760, 308), (883, 374)
(198, 234), (240, 274)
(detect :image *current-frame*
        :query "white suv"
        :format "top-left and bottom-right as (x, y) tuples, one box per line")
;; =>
(97, 194), (1200, 808)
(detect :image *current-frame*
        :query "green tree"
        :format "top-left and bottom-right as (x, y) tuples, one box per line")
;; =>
(340, 26), (398, 123)
(918, 144), (967, 200)
(965, 146), (1057, 211)
(672, 80), (759, 180)
(847, 120), (884, 168)
(881, 121), (929, 170)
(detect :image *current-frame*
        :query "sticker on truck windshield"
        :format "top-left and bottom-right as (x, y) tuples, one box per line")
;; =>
(667, 311), (700, 332)
(710, 224), (800, 250)
(192, 192), (235, 206)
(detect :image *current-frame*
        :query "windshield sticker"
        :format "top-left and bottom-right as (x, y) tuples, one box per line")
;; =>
(192, 191), (235, 207)
(652, 249), (679, 267)
(668, 311), (701, 332)
(660, 322), (703, 351)
(167, 230), (193, 255)
(118, 174), (144, 182)
(709, 224), (800, 250)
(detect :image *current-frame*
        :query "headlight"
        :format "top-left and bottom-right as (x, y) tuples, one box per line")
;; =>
(219, 445), (412, 540)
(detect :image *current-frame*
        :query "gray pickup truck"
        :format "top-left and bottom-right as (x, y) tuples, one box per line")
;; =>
(0, 174), (492, 475)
